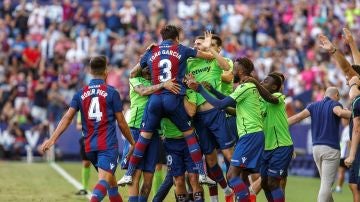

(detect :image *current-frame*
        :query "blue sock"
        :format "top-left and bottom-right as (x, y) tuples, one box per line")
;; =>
(126, 136), (151, 176)
(128, 196), (138, 202)
(185, 132), (205, 176)
(228, 177), (249, 201)
(271, 187), (285, 202)
(153, 172), (173, 202)
(90, 180), (109, 202)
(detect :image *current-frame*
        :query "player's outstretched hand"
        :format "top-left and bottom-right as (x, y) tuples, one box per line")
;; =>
(40, 138), (55, 153)
(318, 34), (336, 52)
(202, 30), (213, 50)
(185, 74), (199, 91)
(345, 155), (355, 167)
(164, 78), (181, 94)
(343, 27), (354, 44)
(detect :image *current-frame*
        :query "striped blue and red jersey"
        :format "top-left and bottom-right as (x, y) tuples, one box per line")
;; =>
(140, 40), (197, 95)
(70, 79), (123, 152)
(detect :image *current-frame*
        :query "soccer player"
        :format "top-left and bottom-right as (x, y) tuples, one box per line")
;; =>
(119, 66), (180, 202)
(186, 57), (265, 201)
(288, 87), (351, 202)
(345, 76), (360, 202)
(161, 118), (204, 202)
(118, 25), (215, 186)
(75, 112), (91, 196)
(41, 56), (135, 202)
(187, 33), (234, 202)
(248, 73), (293, 202)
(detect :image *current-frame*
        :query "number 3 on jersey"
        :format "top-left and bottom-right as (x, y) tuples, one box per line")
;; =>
(159, 59), (172, 82)
(88, 97), (103, 122)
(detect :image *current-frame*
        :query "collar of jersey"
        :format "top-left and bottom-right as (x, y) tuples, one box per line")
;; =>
(161, 39), (174, 45)
(89, 79), (105, 85)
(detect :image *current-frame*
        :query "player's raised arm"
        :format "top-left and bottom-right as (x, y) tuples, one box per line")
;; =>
(349, 76), (360, 100)
(244, 77), (279, 104)
(318, 34), (358, 78)
(41, 107), (77, 152)
(343, 28), (360, 65)
(202, 31), (230, 70)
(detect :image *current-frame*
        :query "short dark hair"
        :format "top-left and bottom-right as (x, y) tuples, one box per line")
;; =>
(235, 57), (254, 75)
(212, 34), (222, 47)
(160, 25), (181, 41)
(268, 72), (283, 91)
(90, 55), (107, 75)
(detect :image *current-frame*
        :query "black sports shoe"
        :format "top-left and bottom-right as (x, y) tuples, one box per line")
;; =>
(75, 189), (88, 195)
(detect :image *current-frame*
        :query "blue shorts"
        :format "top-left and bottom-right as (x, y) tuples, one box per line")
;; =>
(260, 146), (294, 178)
(86, 149), (119, 174)
(194, 108), (235, 154)
(226, 115), (238, 143)
(163, 138), (198, 177)
(349, 147), (360, 187)
(141, 93), (191, 133)
(120, 128), (160, 173)
(231, 131), (264, 172)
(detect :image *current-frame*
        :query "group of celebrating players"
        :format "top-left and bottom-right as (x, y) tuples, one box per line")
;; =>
(40, 24), (360, 202)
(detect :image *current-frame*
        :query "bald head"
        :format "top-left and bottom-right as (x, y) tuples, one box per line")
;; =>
(325, 87), (339, 101)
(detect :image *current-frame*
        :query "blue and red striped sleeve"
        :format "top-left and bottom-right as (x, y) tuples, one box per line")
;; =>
(112, 90), (123, 112)
(140, 50), (150, 69)
(70, 91), (81, 111)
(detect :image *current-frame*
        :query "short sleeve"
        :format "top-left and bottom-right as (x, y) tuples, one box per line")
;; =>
(112, 90), (123, 112)
(225, 58), (234, 70)
(306, 102), (314, 114)
(69, 92), (80, 111)
(129, 77), (144, 88)
(353, 98), (360, 118)
(229, 83), (250, 102)
(140, 51), (150, 68)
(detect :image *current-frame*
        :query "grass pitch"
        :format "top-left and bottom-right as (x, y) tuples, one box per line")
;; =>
(0, 161), (353, 202)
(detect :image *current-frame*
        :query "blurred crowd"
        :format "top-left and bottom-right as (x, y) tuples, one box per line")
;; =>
(0, 0), (359, 159)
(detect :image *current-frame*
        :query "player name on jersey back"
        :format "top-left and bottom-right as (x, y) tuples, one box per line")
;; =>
(81, 86), (108, 100)
(149, 49), (182, 62)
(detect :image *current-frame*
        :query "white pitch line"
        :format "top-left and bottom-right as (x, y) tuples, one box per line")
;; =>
(49, 162), (91, 199)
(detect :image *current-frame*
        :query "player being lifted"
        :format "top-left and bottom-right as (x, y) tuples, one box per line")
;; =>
(41, 56), (135, 202)
(187, 33), (235, 202)
(119, 65), (180, 202)
(118, 25), (215, 186)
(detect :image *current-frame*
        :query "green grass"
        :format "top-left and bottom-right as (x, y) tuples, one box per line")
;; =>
(0, 161), (353, 202)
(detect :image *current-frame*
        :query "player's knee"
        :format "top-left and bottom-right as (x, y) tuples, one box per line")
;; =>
(174, 175), (186, 188)
(205, 152), (217, 167)
(267, 176), (281, 190)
